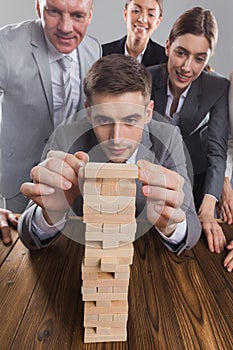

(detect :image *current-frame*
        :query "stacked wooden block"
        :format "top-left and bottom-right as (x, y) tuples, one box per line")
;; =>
(81, 162), (138, 343)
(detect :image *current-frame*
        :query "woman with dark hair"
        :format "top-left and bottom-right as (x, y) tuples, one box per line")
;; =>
(149, 7), (230, 261)
(102, 0), (167, 66)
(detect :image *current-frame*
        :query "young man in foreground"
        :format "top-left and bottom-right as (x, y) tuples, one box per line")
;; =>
(18, 54), (201, 254)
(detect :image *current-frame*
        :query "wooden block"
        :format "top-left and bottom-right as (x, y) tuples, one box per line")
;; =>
(96, 327), (111, 335)
(84, 243), (134, 258)
(83, 178), (102, 195)
(83, 292), (128, 302)
(85, 223), (103, 232)
(101, 257), (117, 271)
(114, 271), (130, 280)
(83, 278), (129, 288)
(120, 220), (137, 233)
(102, 224), (120, 233)
(84, 319), (127, 328)
(84, 213), (135, 224)
(84, 300), (128, 315)
(83, 256), (133, 266)
(84, 314), (98, 321)
(100, 203), (119, 214)
(83, 203), (100, 214)
(101, 178), (119, 196)
(102, 240), (120, 249)
(96, 300), (112, 307)
(98, 314), (113, 322)
(81, 286), (97, 295)
(113, 314), (128, 322)
(82, 271), (98, 280)
(82, 264), (130, 273)
(98, 286), (113, 293)
(117, 178), (137, 196)
(84, 326), (127, 343)
(84, 162), (138, 179)
(114, 286), (129, 293)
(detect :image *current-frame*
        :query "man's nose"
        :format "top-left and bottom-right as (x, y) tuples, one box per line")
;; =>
(58, 14), (73, 32)
(110, 123), (122, 143)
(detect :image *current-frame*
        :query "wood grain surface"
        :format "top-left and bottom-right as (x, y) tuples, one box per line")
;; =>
(0, 220), (232, 350)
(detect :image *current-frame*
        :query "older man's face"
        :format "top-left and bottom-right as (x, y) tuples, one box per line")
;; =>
(36, 0), (93, 53)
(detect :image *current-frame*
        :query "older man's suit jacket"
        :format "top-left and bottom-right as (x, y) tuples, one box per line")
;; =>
(148, 64), (229, 203)
(0, 19), (101, 200)
(102, 36), (167, 67)
(18, 116), (201, 255)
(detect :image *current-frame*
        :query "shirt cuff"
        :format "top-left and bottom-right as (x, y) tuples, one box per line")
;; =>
(156, 219), (187, 245)
(32, 206), (67, 240)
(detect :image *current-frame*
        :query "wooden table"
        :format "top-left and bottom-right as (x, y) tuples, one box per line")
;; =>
(0, 220), (232, 350)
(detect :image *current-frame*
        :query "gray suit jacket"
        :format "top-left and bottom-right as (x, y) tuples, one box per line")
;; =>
(18, 116), (201, 255)
(0, 19), (101, 199)
(148, 64), (229, 201)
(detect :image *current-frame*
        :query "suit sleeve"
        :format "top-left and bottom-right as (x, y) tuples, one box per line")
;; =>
(203, 79), (229, 199)
(161, 126), (202, 254)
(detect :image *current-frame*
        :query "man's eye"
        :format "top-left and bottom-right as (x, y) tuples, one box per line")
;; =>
(176, 50), (185, 57)
(126, 118), (137, 125)
(95, 117), (111, 125)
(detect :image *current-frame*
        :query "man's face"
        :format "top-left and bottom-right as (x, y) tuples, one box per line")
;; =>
(86, 92), (153, 163)
(36, 0), (93, 54)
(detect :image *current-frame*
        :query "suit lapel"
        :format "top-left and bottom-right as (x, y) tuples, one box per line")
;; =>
(136, 126), (155, 163)
(30, 20), (53, 121)
(179, 78), (201, 135)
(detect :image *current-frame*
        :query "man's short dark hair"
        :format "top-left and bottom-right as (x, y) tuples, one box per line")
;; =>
(84, 54), (152, 105)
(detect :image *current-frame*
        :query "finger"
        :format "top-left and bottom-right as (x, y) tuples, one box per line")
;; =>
(203, 227), (215, 253)
(222, 204), (233, 224)
(7, 213), (18, 226)
(74, 151), (89, 163)
(147, 201), (185, 227)
(220, 205), (227, 222)
(0, 221), (12, 245)
(224, 251), (233, 272)
(226, 240), (233, 250)
(31, 163), (74, 191)
(212, 225), (226, 253)
(137, 160), (184, 190)
(20, 182), (55, 198)
(142, 185), (184, 209)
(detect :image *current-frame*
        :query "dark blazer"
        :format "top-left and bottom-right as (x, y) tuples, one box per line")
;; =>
(102, 36), (167, 67)
(148, 64), (229, 205)
(18, 116), (201, 254)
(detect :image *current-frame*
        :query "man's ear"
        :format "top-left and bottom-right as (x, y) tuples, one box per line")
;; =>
(35, 1), (41, 18)
(165, 39), (170, 57)
(145, 100), (154, 124)
(85, 100), (92, 123)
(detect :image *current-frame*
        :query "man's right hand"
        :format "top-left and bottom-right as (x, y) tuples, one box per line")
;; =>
(20, 150), (89, 224)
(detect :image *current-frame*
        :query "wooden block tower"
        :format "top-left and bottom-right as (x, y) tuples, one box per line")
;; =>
(81, 162), (138, 343)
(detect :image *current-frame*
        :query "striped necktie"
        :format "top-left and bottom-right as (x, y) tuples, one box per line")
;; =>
(58, 56), (73, 119)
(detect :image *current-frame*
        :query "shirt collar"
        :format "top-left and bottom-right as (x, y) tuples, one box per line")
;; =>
(126, 148), (138, 164)
(166, 78), (191, 98)
(124, 44), (146, 63)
